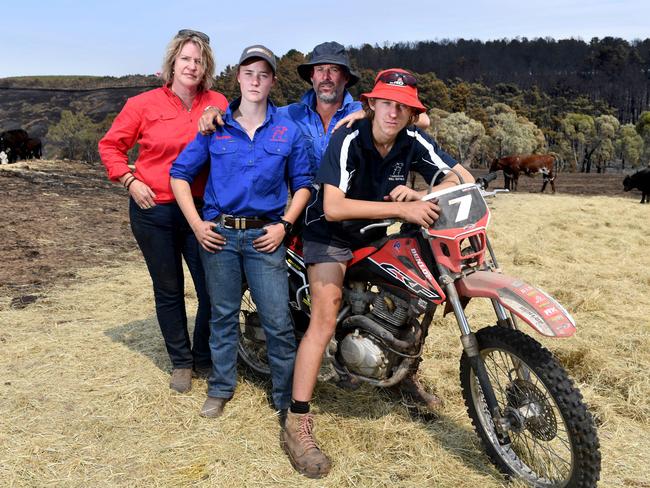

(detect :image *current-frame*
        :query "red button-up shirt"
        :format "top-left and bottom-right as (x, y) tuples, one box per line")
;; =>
(99, 86), (228, 203)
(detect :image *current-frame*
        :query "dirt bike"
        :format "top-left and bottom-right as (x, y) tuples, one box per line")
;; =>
(238, 172), (601, 487)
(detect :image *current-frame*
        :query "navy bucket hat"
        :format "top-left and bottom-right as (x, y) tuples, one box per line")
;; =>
(297, 41), (360, 88)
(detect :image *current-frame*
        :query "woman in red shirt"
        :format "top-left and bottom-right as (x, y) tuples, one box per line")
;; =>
(99, 29), (228, 394)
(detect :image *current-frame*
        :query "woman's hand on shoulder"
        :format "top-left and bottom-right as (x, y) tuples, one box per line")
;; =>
(198, 107), (225, 135)
(332, 109), (366, 133)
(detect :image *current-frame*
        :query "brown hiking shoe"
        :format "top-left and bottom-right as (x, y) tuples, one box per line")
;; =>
(199, 397), (228, 418)
(281, 412), (331, 479)
(396, 374), (443, 410)
(169, 368), (192, 393)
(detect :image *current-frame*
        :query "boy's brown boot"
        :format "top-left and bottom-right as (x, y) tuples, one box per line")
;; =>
(280, 412), (331, 479)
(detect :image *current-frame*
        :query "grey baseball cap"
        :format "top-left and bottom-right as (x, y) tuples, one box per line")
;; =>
(238, 44), (277, 74)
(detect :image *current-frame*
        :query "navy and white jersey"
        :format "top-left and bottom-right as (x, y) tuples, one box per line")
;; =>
(303, 118), (457, 249)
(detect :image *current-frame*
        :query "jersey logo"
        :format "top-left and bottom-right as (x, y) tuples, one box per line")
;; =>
(388, 162), (405, 181)
(271, 126), (289, 142)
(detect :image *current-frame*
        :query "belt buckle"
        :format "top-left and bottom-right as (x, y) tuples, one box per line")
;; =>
(220, 214), (233, 229)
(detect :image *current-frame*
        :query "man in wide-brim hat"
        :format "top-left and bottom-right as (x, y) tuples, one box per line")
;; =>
(281, 41), (362, 172)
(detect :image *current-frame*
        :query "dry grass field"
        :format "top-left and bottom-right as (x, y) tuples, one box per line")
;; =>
(1, 161), (649, 487)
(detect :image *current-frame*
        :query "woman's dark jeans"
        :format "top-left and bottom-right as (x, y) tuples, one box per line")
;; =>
(129, 198), (211, 369)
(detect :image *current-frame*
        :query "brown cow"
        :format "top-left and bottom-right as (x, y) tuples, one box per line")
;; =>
(490, 154), (557, 193)
(24, 137), (42, 159)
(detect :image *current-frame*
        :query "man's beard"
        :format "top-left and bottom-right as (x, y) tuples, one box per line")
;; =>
(316, 83), (340, 103)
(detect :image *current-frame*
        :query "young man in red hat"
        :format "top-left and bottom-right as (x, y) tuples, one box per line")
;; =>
(281, 69), (474, 478)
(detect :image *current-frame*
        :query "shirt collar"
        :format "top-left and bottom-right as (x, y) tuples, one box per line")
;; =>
(223, 98), (278, 127)
(162, 85), (206, 108)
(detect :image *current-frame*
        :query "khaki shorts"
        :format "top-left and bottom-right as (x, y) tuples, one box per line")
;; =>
(302, 239), (353, 265)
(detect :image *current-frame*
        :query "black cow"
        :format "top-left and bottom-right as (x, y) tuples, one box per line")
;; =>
(623, 168), (650, 203)
(0, 129), (29, 163)
(24, 137), (42, 159)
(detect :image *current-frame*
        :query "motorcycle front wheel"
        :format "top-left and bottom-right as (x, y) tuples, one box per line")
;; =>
(459, 326), (600, 487)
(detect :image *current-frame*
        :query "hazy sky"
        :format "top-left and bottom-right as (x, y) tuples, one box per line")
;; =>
(1, 0), (648, 78)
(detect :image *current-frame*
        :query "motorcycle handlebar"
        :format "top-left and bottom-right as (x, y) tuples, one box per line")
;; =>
(360, 179), (507, 234)
(359, 220), (395, 234)
(480, 188), (509, 198)
(475, 171), (499, 189)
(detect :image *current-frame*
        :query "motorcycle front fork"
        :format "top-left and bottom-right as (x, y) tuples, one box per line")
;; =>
(439, 265), (512, 444)
(484, 235), (518, 330)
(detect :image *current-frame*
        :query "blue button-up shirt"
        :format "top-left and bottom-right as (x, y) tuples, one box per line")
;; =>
(278, 89), (362, 172)
(171, 99), (313, 222)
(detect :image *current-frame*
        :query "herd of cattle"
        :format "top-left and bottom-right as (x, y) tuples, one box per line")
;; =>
(0, 135), (648, 203)
(0, 129), (42, 164)
(486, 153), (649, 203)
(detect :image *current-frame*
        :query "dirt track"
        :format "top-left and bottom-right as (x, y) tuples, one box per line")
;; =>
(0, 160), (640, 306)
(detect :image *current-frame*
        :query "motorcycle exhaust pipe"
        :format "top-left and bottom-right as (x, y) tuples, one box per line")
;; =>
(331, 355), (416, 388)
(341, 315), (418, 354)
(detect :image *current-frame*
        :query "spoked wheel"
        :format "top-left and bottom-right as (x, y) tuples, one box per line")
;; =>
(237, 284), (337, 381)
(459, 326), (600, 487)
(238, 286), (272, 376)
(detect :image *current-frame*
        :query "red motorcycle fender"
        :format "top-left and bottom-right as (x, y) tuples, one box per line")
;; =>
(456, 271), (576, 337)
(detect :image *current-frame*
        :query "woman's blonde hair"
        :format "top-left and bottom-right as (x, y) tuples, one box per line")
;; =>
(160, 33), (215, 91)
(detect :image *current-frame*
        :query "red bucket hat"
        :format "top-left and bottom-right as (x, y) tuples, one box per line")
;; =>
(360, 68), (426, 114)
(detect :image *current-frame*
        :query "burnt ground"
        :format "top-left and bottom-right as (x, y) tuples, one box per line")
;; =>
(0, 160), (137, 307)
(0, 160), (638, 308)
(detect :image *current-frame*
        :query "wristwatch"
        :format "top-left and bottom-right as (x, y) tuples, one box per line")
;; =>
(280, 219), (293, 234)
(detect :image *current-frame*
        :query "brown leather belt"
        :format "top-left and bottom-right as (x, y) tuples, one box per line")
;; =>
(219, 215), (271, 230)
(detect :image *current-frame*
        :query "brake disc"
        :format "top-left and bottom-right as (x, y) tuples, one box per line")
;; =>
(506, 379), (557, 441)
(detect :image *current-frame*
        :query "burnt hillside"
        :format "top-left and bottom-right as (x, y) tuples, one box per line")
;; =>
(0, 84), (160, 151)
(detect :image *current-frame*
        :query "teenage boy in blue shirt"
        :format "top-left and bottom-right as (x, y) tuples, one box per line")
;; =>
(170, 45), (313, 419)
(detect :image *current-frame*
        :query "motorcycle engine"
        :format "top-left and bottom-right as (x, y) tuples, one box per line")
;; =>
(339, 288), (412, 379)
(339, 331), (388, 378)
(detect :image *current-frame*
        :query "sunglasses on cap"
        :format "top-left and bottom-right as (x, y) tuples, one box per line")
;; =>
(176, 29), (210, 44)
(378, 71), (418, 87)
